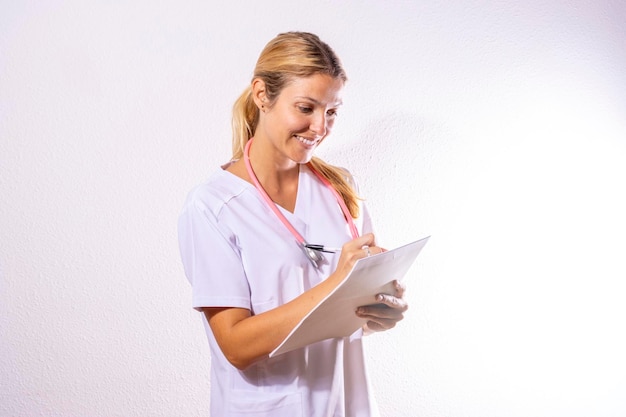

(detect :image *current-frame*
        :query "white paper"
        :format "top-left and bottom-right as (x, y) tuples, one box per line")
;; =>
(270, 236), (430, 357)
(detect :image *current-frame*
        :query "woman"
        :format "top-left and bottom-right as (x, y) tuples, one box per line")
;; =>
(178, 31), (408, 417)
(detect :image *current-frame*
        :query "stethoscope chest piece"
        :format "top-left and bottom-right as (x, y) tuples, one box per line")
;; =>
(300, 242), (326, 269)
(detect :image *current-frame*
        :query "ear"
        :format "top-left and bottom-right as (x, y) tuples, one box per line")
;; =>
(251, 78), (268, 110)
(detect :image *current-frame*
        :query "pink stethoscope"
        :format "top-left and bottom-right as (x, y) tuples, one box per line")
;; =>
(244, 137), (359, 268)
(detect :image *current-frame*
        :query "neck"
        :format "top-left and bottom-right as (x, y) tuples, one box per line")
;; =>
(245, 137), (300, 212)
(248, 137), (300, 190)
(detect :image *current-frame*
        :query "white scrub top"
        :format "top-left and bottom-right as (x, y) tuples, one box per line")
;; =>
(178, 164), (380, 417)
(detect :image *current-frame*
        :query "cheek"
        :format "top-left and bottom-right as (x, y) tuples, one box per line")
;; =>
(287, 115), (311, 133)
(326, 119), (337, 132)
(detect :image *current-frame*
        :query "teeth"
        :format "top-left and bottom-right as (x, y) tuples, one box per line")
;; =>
(296, 136), (316, 146)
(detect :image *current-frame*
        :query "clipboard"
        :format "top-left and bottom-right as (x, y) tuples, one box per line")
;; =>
(270, 235), (430, 357)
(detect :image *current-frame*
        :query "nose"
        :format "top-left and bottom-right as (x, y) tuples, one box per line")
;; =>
(309, 111), (328, 137)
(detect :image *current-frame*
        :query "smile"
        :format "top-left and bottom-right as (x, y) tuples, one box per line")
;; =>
(295, 135), (318, 146)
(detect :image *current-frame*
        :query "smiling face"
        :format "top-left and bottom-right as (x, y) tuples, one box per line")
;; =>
(252, 73), (344, 168)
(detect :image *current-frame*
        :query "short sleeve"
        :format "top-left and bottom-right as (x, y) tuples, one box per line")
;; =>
(177, 192), (251, 311)
(360, 201), (375, 236)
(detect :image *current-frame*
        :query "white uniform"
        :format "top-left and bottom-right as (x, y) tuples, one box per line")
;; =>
(178, 164), (380, 417)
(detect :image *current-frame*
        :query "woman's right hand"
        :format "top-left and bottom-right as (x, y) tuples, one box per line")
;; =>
(334, 233), (385, 277)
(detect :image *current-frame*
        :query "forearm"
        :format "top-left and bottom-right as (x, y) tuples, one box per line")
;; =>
(206, 234), (379, 370)
(204, 271), (345, 370)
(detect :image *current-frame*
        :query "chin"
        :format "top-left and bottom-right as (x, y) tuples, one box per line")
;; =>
(296, 153), (315, 165)
(289, 148), (315, 165)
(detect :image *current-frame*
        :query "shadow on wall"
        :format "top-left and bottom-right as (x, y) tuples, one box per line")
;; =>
(321, 111), (464, 245)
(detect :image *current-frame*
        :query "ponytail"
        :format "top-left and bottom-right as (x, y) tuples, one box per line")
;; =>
(231, 86), (259, 160)
(309, 157), (361, 219)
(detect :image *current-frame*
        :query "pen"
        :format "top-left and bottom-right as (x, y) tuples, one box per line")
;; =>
(304, 244), (342, 253)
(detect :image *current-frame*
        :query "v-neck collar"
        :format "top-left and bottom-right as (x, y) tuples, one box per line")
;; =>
(273, 164), (308, 223)
(219, 162), (309, 226)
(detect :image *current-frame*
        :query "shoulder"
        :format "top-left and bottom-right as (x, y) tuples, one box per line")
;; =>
(307, 158), (356, 184)
(182, 168), (251, 218)
(331, 164), (361, 193)
(339, 166), (358, 188)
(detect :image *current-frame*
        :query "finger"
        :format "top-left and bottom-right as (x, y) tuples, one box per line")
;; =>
(393, 280), (406, 298)
(353, 244), (384, 261)
(344, 233), (376, 251)
(364, 310), (407, 331)
(370, 246), (386, 256)
(374, 293), (408, 311)
(356, 304), (406, 320)
(365, 319), (397, 332)
(359, 244), (386, 259)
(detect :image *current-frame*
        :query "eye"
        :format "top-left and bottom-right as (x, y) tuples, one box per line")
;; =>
(326, 109), (338, 118)
(298, 106), (313, 114)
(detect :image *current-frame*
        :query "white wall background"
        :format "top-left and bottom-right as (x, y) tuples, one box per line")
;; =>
(1, 1), (625, 416)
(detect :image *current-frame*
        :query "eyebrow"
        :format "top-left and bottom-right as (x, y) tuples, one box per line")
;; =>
(295, 96), (343, 107)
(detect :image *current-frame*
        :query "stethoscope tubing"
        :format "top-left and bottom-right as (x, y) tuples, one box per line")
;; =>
(243, 137), (359, 263)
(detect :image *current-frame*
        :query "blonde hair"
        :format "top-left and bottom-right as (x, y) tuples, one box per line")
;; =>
(231, 32), (360, 218)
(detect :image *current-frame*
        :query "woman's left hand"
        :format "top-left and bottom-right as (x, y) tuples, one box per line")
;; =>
(356, 280), (408, 334)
